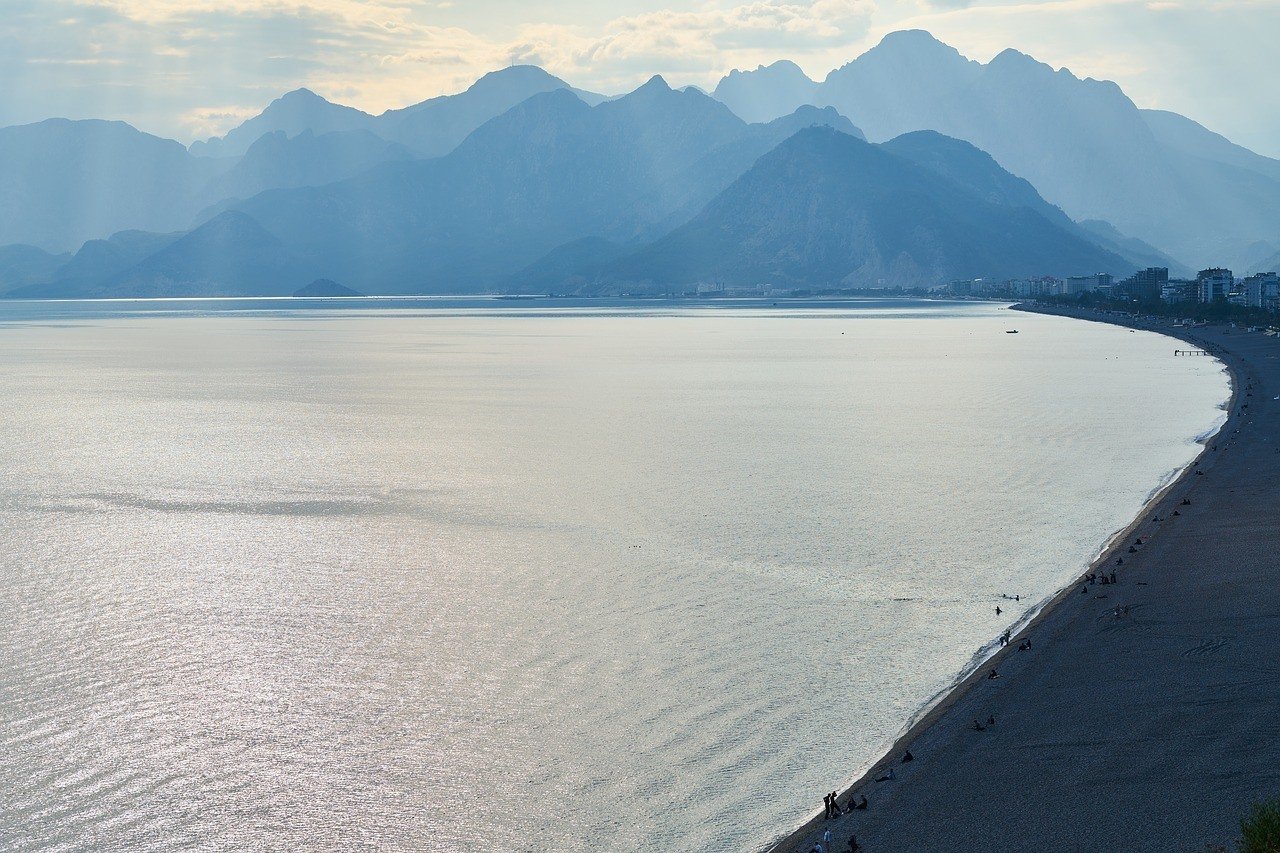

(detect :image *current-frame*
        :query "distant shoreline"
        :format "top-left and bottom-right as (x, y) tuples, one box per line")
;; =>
(768, 303), (1248, 853)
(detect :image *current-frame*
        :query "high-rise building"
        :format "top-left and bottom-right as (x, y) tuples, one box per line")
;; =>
(1243, 272), (1280, 309)
(1063, 273), (1114, 295)
(1196, 268), (1233, 303)
(1161, 280), (1198, 303)
(1116, 267), (1168, 301)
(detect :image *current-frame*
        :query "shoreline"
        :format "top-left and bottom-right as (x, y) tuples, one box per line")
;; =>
(767, 303), (1254, 853)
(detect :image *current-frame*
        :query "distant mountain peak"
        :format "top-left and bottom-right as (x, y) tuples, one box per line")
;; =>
(987, 48), (1053, 74)
(764, 105), (864, 140)
(823, 29), (977, 87)
(712, 60), (819, 123)
(724, 59), (810, 79)
(294, 278), (362, 297)
(264, 87), (348, 114)
(637, 75), (672, 93)
(788, 104), (842, 120)
(190, 85), (373, 158)
(877, 29), (950, 48)
(765, 59), (807, 73)
(610, 75), (683, 110)
(469, 65), (561, 91)
(858, 29), (966, 63)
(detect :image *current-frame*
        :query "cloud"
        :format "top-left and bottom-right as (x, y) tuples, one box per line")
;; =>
(0, 0), (877, 139)
(0, 0), (498, 137)
(75, 0), (420, 25)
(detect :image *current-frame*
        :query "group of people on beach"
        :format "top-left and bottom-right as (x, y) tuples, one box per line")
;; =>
(809, 553), (1130, 852)
(822, 790), (867, 820)
(810, 831), (860, 853)
(815, 789), (870, 853)
(1081, 569), (1119, 594)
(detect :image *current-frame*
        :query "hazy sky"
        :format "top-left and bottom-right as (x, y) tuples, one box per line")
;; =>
(2, 0), (1277, 156)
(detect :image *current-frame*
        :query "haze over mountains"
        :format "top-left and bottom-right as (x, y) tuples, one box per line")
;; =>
(602, 127), (1126, 290)
(1, 31), (1276, 298)
(711, 31), (1280, 269)
(189, 66), (607, 160)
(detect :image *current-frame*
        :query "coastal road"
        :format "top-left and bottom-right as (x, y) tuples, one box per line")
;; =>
(773, 311), (1280, 853)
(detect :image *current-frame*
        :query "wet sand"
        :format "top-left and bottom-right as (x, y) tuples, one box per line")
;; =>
(770, 306), (1280, 853)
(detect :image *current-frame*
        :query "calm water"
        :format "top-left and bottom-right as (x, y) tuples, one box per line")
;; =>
(0, 299), (1227, 851)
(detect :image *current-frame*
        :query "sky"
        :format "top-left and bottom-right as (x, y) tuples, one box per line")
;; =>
(2, 0), (1278, 156)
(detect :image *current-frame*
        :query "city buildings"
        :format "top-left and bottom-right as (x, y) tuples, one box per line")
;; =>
(1063, 273), (1113, 295)
(1244, 272), (1280, 310)
(1115, 267), (1168, 302)
(940, 265), (1280, 316)
(1196, 268), (1234, 303)
(1161, 280), (1198, 303)
(1009, 276), (1063, 297)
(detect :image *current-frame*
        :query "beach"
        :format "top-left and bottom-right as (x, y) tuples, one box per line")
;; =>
(771, 306), (1280, 853)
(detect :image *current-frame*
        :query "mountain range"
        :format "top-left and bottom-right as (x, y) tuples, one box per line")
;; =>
(707, 31), (1280, 269)
(19, 82), (865, 297)
(1, 32), (1276, 299)
(189, 66), (605, 160)
(0, 66), (595, 256)
(551, 128), (1127, 292)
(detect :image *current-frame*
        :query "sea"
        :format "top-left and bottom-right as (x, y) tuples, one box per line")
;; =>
(0, 297), (1229, 852)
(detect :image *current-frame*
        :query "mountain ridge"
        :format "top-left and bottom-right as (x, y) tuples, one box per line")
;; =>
(710, 30), (1280, 266)
(580, 127), (1132, 291)
(2, 39), (1275, 296)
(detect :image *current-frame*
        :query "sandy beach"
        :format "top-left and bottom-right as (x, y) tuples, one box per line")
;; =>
(770, 305), (1280, 853)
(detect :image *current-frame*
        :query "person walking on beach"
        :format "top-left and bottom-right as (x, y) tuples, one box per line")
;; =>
(823, 793), (831, 819)
(824, 828), (833, 850)
(830, 791), (841, 816)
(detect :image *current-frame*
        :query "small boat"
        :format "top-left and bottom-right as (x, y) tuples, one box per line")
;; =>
(1005, 329), (1019, 334)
